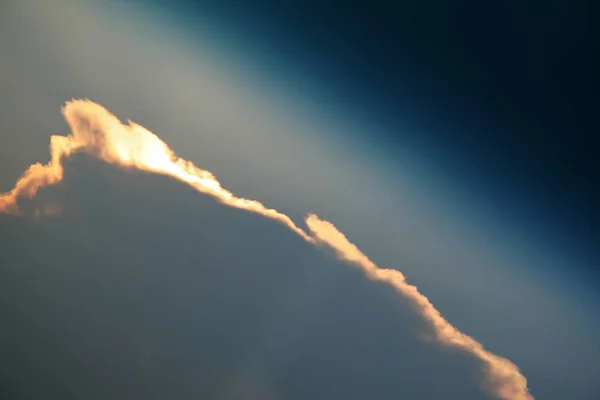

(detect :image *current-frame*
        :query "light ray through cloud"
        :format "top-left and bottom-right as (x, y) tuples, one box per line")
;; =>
(0, 99), (533, 400)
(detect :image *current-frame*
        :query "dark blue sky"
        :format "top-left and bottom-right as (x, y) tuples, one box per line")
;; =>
(148, 0), (599, 283)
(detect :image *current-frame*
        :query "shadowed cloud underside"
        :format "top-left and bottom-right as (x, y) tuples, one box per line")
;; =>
(0, 99), (533, 400)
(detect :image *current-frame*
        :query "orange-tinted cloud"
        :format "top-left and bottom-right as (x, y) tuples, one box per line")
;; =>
(0, 100), (533, 399)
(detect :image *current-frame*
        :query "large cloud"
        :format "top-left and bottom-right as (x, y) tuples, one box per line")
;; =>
(0, 100), (532, 399)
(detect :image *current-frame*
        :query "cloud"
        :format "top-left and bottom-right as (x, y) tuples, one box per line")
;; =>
(0, 100), (532, 399)
(0, 159), (489, 399)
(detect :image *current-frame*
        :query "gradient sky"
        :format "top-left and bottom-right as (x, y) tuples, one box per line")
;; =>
(1, 0), (599, 399)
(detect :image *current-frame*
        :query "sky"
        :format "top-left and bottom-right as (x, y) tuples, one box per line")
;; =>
(0, 0), (599, 399)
